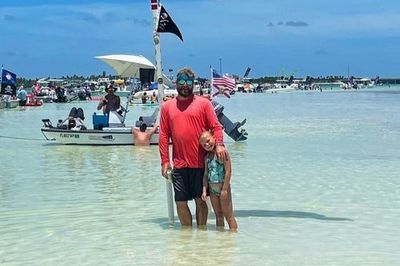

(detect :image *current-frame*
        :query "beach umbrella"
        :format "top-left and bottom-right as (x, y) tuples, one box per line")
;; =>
(95, 54), (156, 78)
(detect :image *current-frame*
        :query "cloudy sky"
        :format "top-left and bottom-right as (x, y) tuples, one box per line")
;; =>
(1, 0), (399, 79)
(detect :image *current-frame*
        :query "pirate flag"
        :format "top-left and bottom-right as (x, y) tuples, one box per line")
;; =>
(156, 5), (183, 42)
(1, 68), (17, 96)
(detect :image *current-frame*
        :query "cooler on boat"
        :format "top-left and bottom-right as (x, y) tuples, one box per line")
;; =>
(92, 113), (109, 130)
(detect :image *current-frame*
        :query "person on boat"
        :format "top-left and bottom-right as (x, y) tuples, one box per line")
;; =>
(159, 67), (227, 228)
(141, 92), (148, 104)
(77, 85), (87, 100)
(85, 86), (92, 100)
(150, 91), (158, 104)
(55, 86), (68, 103)
(67, 107), (86, 130)
(200, 130), (237, 231)
(132, 123), (158, 145)
(97, 85), (120, 114)
(17, 86), (27, 106)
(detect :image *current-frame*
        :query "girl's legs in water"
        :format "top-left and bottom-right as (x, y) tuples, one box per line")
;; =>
(220, 185), (238, 230)
(209, 184), (224, 228)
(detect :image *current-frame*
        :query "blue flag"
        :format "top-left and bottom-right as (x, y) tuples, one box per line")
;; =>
(1, 68), (17, 95)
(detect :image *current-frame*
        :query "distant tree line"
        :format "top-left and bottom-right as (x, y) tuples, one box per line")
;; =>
(16, 72), (120, 87)
(15, 73), (400, 88)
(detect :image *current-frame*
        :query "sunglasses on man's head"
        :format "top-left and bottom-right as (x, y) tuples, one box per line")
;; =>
(177, 79), (194, 85)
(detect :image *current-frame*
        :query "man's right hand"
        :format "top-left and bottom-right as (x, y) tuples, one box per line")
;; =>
(161, 162), (171, 178)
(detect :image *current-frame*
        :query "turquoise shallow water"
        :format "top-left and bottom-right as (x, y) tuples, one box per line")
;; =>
(1, 87), (400, 265)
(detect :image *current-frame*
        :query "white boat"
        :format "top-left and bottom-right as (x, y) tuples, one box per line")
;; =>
(42, 127), (158, 145)
(41, 99), (248, 145)
(271, 79), (299, 92)
(133, 88), (177, 99)
(41, 108), (159, 145)
(0, 95), (19, 109)
(41, 127), (159, 145)
(0, 96), (5, 109)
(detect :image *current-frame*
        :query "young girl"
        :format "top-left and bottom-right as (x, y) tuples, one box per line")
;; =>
(199, 131), (238, 231)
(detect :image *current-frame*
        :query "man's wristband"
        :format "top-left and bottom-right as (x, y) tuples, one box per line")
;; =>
(216, 143), (225, 147)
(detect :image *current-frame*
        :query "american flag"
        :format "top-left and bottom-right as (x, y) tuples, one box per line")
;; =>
(211, 69), (235, 98)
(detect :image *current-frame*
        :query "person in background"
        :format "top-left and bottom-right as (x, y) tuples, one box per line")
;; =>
(132, 123), (158, 145)
(141, 92), (148, 104)
(200, 130), (237, 231)
(159, 67), (228, 228)
(17, 86), (27, 106)
(85, 86), (92, 100)
(97, 85), (120, 114)
(150, 91), (158, 104)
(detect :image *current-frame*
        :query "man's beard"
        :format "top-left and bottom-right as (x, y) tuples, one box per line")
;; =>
(177, 86), (193, 97)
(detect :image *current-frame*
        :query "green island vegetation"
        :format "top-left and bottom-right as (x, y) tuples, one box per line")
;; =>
(16, 73), (400, 87)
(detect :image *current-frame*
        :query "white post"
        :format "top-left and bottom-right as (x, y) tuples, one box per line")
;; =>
(152, 0), (174, 225)
(210, 67), (214, 101)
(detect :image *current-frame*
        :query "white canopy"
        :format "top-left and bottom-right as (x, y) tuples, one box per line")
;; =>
(95, 54), (156, 78)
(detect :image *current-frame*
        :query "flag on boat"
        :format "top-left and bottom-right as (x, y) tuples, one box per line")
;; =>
(211, 68), (235, 98)
(1, 68), (17, 96)
(244, 67), (251, 78)
(156, 5), (183, 42)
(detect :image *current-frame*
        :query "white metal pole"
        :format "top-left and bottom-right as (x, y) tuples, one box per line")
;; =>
(151, 0), (174, 225)
(210, 66), (214, 101)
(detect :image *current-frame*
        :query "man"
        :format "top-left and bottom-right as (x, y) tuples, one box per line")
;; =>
(141, 92), (148, 104)
(17, 86), (27, 106)
(150, 91), (158, 103)
(132, 123), (158, 145)
(97, 85), (120, 114)
(159, 67), (228, 227)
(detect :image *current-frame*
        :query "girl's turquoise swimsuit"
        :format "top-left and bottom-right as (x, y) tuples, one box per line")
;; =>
(206, 155), (225, 195)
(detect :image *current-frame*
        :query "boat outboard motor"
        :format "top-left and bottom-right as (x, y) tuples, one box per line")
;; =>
(211, 100), (248, 141)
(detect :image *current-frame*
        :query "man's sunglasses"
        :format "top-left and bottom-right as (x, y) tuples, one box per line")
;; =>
(177, 79), (194, 85)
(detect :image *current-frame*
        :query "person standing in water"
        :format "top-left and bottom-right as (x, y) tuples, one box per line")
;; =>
(132, 123), (158, 145)
(159, 67), (227, 228)
(200, 130), (238, 231)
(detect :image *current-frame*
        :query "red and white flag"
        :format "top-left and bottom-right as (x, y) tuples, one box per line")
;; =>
(211, 68), (235, 98)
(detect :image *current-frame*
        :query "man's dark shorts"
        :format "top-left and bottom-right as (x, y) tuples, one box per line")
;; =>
(172, 168), (205, 201)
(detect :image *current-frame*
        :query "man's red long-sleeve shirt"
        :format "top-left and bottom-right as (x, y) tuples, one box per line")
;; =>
(159, 95), (223, 169)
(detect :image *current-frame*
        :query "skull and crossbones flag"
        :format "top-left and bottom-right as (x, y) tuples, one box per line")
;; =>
(1, 68), (17, 96)
(156, 5), (183, 42)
